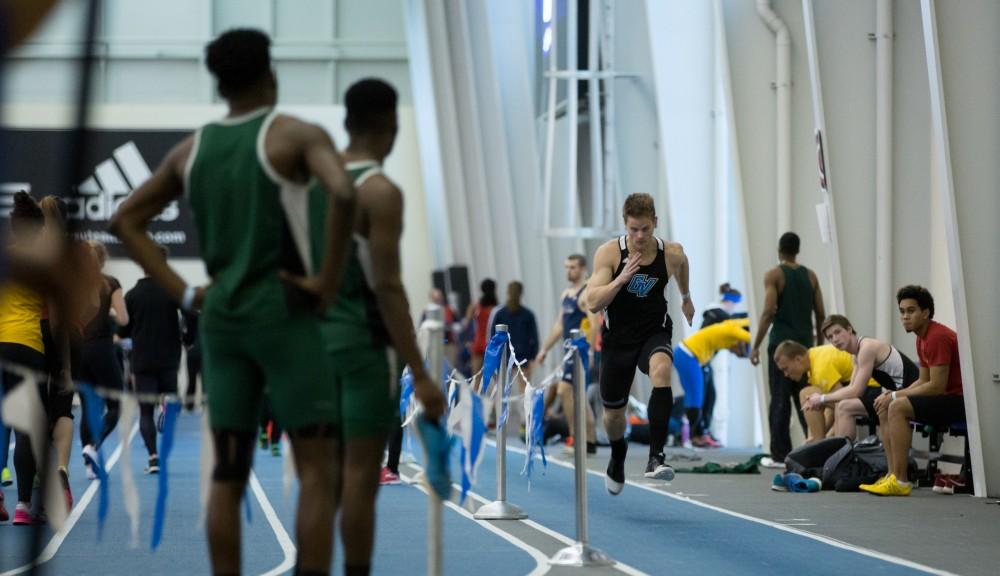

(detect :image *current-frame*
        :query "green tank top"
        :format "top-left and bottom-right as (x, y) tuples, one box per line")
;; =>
(309, 160), (389, 352)
(186, 108), (315, 331)
(770, 264), (815, 347)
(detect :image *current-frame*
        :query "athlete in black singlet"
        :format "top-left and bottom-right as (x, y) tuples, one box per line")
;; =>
(585, 193), (694, 495)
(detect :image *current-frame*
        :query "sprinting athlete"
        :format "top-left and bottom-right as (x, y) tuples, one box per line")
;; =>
(586, 193), (694, 495)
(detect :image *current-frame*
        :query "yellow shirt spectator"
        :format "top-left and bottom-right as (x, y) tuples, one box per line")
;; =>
(682, 318), (751, 366)
(807, 344), (878, 393)
(0, 281), (45, 353)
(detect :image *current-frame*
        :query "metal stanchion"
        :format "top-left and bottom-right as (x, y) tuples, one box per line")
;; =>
(424, 306), (446, 576)
(550, 330), (613, 567)
(474, 324), (527, 520)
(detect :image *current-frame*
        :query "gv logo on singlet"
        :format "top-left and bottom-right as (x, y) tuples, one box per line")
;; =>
(627, 274), (658, 298)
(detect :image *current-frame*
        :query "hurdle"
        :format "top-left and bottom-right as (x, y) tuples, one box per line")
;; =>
(474, 324), (527, 520)
(550, 329), (613, 567)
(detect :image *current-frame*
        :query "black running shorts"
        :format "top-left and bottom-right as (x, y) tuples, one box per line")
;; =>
(599, 331), (673, 409)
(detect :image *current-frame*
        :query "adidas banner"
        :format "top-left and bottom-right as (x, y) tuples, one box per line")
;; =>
(0, 129), (200, 257)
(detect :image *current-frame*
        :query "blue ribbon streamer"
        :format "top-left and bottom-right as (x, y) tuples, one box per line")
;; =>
(571, 335), (590, 376)
(521, 386), (548, 486)
(151, 401), (180, 549)
(460, 392), (486, 504)
(78, 383), (110, 538)
(480, 331), (509, 395)
(399, 369), (414, 418)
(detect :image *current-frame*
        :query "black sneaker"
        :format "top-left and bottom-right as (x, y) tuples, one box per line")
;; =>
(586, 442), (597, 455)
(605, 456), (625, 495)
(145, 456), (160, 475)
(643, 453), (675, 481)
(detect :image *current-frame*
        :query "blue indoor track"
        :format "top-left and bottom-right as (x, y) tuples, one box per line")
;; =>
(0, 413), (944, 575)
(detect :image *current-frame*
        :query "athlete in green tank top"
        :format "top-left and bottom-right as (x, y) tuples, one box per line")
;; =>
(309, 161), (389, 351)
(749, 232), (826, 465)
(771, 264), (815, 346)
(309, 78), (445, 575)
(110, 29), (357, 574)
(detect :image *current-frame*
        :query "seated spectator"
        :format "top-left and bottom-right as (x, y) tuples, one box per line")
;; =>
(803, 314), (918, 440)
(860, 286), (965, 496)
(773, 341), (875, 443)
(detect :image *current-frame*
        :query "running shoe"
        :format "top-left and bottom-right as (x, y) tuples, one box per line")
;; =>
(1, 466), (11, 486)
(270, 443), (281, 457)
(759, 456), (786, 469)
(259, 430), (269, 450)
(0, 490), (8, 522)
(861, 474), (911, 496)
(937, 474), (966, 495)
(691, 434), (722, 448)
(859, 474), (892, 492)
(145, 455), (160, 475)
(931, 472), (948, 493)
(379, 467), (401, 486)
(771, 473), (788, 492)
(82, 444), (99, 480)
(13, 502), (42, 526)
(643, 453), (675, 481)
(605, 455), (626, 495)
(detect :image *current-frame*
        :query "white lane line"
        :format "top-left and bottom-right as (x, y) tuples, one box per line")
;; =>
(2, 423), (139, 576)
(493, 440), (960, 576)
(398, 470), (551, 576)
(249, 471), (297, 576)
(445, 464), (647, 576)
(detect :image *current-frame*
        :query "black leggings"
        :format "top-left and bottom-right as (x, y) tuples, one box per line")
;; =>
(0, 342), (48, 504)
(76, 338), (125, 449)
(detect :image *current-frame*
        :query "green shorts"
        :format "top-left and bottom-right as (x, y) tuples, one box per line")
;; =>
(329, 344), (399, 440)
(201, 313), (337, 433)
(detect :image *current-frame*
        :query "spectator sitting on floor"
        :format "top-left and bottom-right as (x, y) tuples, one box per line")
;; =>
(860, 285), (966, 497)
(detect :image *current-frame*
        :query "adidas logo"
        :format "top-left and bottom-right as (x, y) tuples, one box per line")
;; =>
(71, 141), (179, 223)
(1, 142), (178, 223)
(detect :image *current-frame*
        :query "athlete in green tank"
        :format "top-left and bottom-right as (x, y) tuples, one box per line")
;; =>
(303, 78), (446, 576)
(111, 29), (358, 575)
(750, 232), (826, 467)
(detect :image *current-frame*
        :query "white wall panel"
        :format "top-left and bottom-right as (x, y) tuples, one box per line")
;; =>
(104, 0), (211, 43)
(337, 0), (406, 40)
(335, 61), (412, 103)
(275, 0), (334, 42)
(105, 61), (205, 104)
(213, 0), (273, 33)
(4, 60), (83, 104)
(277, 61), (335, 104)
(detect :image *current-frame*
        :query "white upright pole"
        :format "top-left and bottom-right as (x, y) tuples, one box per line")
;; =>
(875, 0), (894, 340)
(550, 331), (613, 567)
(474, 325), (527, 519)
(423, 306), (446, 576)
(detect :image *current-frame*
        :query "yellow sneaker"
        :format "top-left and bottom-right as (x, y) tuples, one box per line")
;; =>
(858, 474), (892, 493)
(864, 475), (912, 496)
